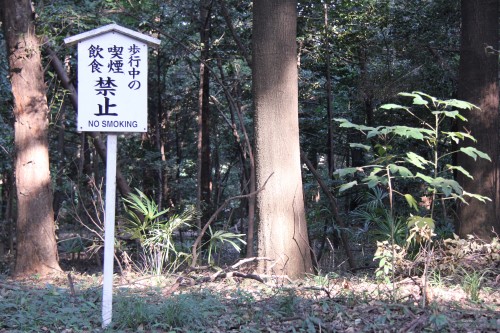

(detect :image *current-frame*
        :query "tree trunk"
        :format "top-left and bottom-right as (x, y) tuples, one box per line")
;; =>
(253, 0), (313, 278)
(2, 0), (61, 276)
(324, 2), (335, 177)
(197, 0), (213, 230)
(457, 0), (500, 241)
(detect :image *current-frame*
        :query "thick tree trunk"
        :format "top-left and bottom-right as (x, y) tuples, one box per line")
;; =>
(457, 0), (500, 241)
(253, 0), (313, 278)
(2, 0), (61, 276)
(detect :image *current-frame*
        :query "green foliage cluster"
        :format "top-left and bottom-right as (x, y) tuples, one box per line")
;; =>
(0, 284), (100, 331)
(1, 1), (498, 330)
(0, 0), (486, 280)
(336, 92), (490, 209)
(0, 31), (12, 174)
(334, 92), (490, 284)
(1, 273), (498, 332)
(122, 189), (196, 274)
(113, 290), (225, 330)
(122, 189), (246, 270)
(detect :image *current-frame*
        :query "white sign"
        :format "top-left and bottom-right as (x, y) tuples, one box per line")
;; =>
(65, 24), (160, 328)
(77, 32), (148, 132)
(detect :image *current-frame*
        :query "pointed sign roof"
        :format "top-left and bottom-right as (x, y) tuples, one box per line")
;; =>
(64, 23), (160, 47)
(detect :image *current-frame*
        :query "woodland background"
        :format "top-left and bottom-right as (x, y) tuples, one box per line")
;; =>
(0, 1), (500, 332)
(0, 0), (498, 281)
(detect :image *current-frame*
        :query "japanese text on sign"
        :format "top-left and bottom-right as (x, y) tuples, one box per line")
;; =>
(77, 32), (148, 132)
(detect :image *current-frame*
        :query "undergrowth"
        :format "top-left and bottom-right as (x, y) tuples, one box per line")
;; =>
(0, 234), (498, 333)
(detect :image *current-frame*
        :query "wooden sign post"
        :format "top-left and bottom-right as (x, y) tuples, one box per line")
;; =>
(65, 24), (160, 328)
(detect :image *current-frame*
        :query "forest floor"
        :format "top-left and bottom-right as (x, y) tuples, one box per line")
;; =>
(0, 254), (499, 333)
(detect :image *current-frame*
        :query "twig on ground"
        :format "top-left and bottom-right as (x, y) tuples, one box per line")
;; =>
(67, 272), (76, 297)
(165, 257), (277, 291)
(230, 256), (273, 269)
(399, 314), (428, 333)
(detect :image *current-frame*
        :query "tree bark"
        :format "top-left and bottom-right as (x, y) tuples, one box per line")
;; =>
(323, 2), (335, 177)
(457, 0), (500, 241)
(253, 0), (313, 278)
(197, 0), (213, 231)
(2, 0), (61, 276)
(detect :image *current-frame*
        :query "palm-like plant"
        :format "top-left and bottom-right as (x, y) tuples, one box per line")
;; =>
(122, 189), (197, 274)
(205, 226), (246, 265)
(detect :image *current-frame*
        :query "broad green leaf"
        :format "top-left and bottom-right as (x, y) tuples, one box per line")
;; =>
(334, 167), (360, 177)
(462, 191), (492, 203)
(335, 118), (374, 131)
(442, 131), (476, 144)
(445, 165), (473, 179)
(412, 96), (428, 105)
(349, 143), (372, 151)
(389, 164), (413, 177)
(407, 215), (435, 230)
(377, 127), (395, 135)
(404, 194), (419, 211)
(431, 110), (466, 121)
(443, 178), (463, 196)
(405, 152), (430, 169)
(398, 92), (419, 98)
(388, 126), (433, 140)
(398, 92), (428, 105)
(413, 91), (437, 104)
(443, 99), (477, 111)
(430, 177), (463, 197)
(374, 144), (392, 157)
(369, 167), (385, 176)
(450, 193), (468, 204)
(379, 103), (407, 110)
(379, 257), (386, 267)
(416, 172), (434, 185)
(339, 181), (358, 192)
(363, 175), (386, 188)
(392, 126), (424, 140)
(366, 126), (385, 138)
(460, 147), (492, 161)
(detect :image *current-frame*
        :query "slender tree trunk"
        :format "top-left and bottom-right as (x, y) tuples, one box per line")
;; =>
(2, 0), (61, 276)
(215, 56), (256, 257)
(175, 112), (183, 207)
(457, 0), (500, 241)
(253, 0), (313, 278)
(155, 55), (164, 210)
(218, 0), (252, 67)
(300, 150), (355, 269)
(197, 0), (213, 231)
(53, 101), (66, 219)
(324, 2), (335, 177)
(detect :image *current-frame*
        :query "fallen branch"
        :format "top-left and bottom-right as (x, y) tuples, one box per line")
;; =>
(164, 257), (276, 293)
(210, 271), (266, 284)
(399, 314), (428, 333)
(230, 256), (273, 270)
